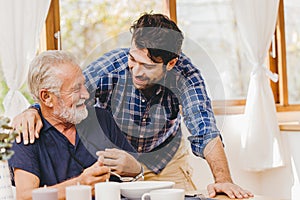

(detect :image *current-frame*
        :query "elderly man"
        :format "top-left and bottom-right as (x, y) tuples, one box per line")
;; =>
(9, 50), (141, 200)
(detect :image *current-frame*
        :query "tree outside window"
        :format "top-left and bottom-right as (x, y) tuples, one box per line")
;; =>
(60, 0), (164, 64)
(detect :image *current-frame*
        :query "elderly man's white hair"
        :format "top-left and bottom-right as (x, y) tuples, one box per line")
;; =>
(28, 50), (80, 102)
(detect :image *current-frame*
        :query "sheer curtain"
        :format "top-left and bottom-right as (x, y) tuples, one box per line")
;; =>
(233, 0), (284, 171)
(0, 0), (51, 119)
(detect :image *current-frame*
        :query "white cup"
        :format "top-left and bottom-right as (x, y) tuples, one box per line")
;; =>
(32, 187), (58, 200)
(141, 188), (184, 200)
(66, 185), (91, 200)
(95, 182), (120, 200)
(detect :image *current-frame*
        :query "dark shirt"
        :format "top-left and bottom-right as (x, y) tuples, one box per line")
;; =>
(9, 107), (136, 186)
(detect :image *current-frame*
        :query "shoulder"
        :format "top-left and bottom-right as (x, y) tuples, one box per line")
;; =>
(170, 52), (205, 86)
(9, 139), (39, 168)
(84, 48), (129, 75)
(174, 52), (200, 74)
(98, 48), (129, 65)
(11, 130), (46, 154)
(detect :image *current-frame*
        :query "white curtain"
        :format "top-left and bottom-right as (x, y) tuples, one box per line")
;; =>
(233, 0), (284, 171)
(0, 0), (51, 119)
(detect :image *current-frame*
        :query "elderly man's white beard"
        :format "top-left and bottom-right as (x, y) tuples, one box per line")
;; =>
(54, 99), (88, 124)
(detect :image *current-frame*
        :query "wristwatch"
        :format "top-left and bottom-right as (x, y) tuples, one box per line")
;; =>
(132, 165), (144, 182)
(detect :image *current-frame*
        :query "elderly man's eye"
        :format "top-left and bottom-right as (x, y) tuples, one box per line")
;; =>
(129, 57), (135, 62)
(73, 87), (81, 92)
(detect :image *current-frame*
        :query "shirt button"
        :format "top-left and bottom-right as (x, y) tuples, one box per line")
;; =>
(142, 118), (146, 122)
(142, 99), (145, 103)
(138, 147), (142, 152)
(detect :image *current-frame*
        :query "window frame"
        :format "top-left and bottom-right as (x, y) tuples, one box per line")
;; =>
(267, 0), (300, 112)
(41, 0), (60, 50)
(43, 0), (300, 115)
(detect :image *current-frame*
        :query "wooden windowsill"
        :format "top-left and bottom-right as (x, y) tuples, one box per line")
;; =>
(213, 102), (300, 115)
(213, 105), (245, 115)
(279, 124), (300, 131)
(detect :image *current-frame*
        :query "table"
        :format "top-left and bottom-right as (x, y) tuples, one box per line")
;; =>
(192, 189), (281, 200)
(208, 194), (281, 200)
(122, 195), (280, 200)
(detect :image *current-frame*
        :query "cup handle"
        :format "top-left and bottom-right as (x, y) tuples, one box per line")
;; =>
(141, 192), (150, 200)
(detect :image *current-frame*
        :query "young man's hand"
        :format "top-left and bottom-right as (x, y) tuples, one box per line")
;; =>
(12, 108), (43, 144)
(207, 182), (254, 199)
(96, 148), (141, 177)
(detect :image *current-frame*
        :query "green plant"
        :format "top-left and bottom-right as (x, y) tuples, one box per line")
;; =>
(0, 116), (18, 160)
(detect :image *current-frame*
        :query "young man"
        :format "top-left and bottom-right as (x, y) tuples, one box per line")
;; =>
(9, 51), (141, 200)
(13, 14), (253, 199)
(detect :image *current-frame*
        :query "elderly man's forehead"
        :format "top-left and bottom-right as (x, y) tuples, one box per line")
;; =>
(52, 62), (82, 83)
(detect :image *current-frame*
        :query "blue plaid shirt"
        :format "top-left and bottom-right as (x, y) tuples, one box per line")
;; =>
(83, 48), (220, 173)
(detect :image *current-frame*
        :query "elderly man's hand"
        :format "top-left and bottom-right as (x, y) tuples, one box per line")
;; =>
(12, 108), (43, 144)
(78, 161), (110, 186)
(207, 182), (254, 199)
(96, 148), (141, 177)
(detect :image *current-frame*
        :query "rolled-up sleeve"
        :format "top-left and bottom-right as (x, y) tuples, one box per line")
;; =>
(178, 57), (221, 158)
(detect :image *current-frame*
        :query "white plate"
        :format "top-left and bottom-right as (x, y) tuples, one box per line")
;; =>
(120, 181), (175, 200)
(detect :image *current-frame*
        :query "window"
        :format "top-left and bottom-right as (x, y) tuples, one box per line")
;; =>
(176, 0), (251, 101)
(59, 0), (165, 64)
(44, 0), (300, 114)
(175, 0), (300, 113)
(268, 0), (300, 112)
(283, 0), (300, 104)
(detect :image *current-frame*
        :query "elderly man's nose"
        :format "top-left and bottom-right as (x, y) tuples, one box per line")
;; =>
(81, 86), (90, 99)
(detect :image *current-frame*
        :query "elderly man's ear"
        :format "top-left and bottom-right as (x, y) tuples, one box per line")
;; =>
(39, 89), (54, 107)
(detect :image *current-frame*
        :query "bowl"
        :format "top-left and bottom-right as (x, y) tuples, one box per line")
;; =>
(120, 181), (175, 200)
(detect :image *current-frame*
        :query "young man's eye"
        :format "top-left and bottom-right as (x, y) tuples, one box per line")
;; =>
(143, 64), (153, 69)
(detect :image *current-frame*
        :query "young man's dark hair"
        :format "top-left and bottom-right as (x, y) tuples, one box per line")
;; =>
(130, 13), (184, 65)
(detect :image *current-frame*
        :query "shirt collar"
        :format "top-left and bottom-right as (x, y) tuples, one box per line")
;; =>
(39, 112), (80, 146)
(39, 112), (55, 133)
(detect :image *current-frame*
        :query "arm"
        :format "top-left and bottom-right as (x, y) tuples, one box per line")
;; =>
(12, 49), (129, 144)
(204, 137), (253, 199)
(204, 137), (232, 184)
(14, 169), (39, 200)
(177, 54), (253, 199)
(14, 161), (110, 200)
